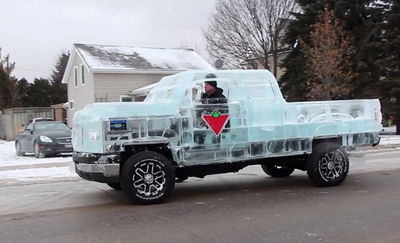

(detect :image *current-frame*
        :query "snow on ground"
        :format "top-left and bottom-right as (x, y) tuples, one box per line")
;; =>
(0, 140), (72, 167)
(0, 135), (399, 185)
(380, 135), (400, 145)
(0, 167), (75, 182)
(0, 140), (77, 185)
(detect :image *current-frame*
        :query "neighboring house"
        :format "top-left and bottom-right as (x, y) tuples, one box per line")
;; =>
(61, 43), (214, 126)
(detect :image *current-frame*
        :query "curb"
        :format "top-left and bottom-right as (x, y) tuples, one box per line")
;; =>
(348, 145), (400, 156)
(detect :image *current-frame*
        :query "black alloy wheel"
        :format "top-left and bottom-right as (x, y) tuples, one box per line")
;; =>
(121, 151), (175, 204)
(307, 142), (349, 187)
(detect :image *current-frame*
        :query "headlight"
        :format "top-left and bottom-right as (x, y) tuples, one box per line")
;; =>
(39, 136), (53, 143)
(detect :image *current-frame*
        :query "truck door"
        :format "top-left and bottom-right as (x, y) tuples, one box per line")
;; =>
(180, 81), (248, 164)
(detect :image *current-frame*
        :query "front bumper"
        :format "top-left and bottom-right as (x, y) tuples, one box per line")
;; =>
(40, 143), (73, 155)
(72, 152), (120, 183)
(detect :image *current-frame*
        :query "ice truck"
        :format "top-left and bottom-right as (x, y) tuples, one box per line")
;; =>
(72, 70), (382, 204)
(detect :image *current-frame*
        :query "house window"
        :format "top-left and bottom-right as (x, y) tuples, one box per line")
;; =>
(74, 67), (78, 87)
(81, 65), (85, 85)
(120, 95), (133, 102)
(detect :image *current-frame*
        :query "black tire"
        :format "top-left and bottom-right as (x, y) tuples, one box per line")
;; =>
(121, 151), (175, 204)
(15, 141), (25, 156)
(261, 164), (295, 177)
(107, 183), (122, 191)
(34, 141), (46, 159)
(307, 142), (349, 187)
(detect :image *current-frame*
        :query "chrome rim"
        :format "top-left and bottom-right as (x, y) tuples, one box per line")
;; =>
(318, 149), (346, 181)
(133, 161), (166, 197)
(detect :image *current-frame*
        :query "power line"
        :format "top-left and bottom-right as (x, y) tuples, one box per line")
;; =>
(14, 66), (51, 74)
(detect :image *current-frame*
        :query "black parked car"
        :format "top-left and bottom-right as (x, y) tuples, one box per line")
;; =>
(15, 121), (73, 158)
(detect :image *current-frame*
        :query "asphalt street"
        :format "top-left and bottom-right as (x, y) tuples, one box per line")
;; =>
(0, 150), (399, 243)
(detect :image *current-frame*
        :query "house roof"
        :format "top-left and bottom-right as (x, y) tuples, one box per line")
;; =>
(62, 43), (213, 83)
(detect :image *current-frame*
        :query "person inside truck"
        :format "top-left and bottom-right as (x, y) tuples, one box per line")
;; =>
(201, 74), (227, 104)
(194, 74), (230, 146)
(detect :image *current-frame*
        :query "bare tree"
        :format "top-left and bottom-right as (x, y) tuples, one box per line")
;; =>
(204, 0), (298, 76)
(301, 7), (355, 100)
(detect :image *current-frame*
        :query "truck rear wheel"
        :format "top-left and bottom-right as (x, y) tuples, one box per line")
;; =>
(261, 164), (294, 177)
(121, 151), (175, 204)
(307, 142), (349, 187)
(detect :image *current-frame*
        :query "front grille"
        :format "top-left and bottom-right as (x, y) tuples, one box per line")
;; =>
(57, 137), (72, 144)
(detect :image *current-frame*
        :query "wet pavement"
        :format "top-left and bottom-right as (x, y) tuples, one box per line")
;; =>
(1, 167), (400, 242)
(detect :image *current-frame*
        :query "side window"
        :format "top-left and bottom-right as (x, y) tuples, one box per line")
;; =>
(68, 100), (74, 110)
(26, 123), (33, 130)
(81, 64), (85, 85)
(74, 67), (78, 87)
(245, 80), (275, 100)
(120, 95), (133, 102)
(191, 85), (202, 102)
(196, 81), (229, 104)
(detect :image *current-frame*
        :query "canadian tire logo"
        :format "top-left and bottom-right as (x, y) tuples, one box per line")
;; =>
(202, 110), (230, 136)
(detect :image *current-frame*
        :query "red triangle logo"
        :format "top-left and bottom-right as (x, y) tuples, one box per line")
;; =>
(202, 111), (230, 136)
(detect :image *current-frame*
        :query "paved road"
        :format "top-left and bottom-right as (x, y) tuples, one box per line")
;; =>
(0, 151), (400, 243)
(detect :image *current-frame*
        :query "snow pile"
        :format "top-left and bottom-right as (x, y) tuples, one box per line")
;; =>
(380, 135), (400, 145)
(0, 140), (71, 167)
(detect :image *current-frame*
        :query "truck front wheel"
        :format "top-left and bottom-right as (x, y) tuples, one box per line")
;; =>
(307, 142), (349, 187)
(121, 151), (175, 204)
(261, 164), (295, 177)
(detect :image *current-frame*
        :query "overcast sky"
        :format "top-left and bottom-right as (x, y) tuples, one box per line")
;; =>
(0, 0), (217, 81)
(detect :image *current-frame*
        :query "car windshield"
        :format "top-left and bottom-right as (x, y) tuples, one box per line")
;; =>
(34, 122), (70, 131)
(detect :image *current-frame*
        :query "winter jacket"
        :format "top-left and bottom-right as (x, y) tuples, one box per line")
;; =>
(201, 87), (227, 104)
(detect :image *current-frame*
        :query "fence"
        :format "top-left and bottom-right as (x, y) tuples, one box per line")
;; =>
(0, 107), (53, 141)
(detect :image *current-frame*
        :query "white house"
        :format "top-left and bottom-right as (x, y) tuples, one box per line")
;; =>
(61, 43), (214, 126)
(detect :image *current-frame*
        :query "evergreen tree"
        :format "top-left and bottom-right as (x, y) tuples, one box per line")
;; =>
(379, 0), (400, 134)
(49, 52), (69, 104)
(302, 7), (355, 100)
(0, 49), (18, 108)
(280, 0), (380, 101)
(24, 78), (53, 107)
(17, 78), (30, 107)
(280, 0), (323, 101)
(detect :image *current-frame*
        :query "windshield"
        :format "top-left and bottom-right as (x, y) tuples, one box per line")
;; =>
(34, 122), (70, 131)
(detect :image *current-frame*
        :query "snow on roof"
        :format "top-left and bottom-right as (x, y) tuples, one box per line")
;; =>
(75, 43), (213, 72)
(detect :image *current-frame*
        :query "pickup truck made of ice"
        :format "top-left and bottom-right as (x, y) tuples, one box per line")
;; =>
(71, 69), (382, 204)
